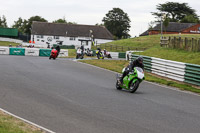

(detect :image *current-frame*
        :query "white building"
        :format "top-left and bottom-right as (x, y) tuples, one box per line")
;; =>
(31, 22), (113, 49)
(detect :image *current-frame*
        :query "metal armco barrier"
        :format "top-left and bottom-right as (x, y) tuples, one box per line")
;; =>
(0, 47), (9, 55)
(131, 54), (200, 86)
(185, 64), (200, 86)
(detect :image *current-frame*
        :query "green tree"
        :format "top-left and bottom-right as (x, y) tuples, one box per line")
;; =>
(53, 17), (76, 24)
(163, 17), (170, 32)
(25, 16), (47, 34)
(0, 15), (8, 28)
(102, 8), (131, 39)
(12, 17), (28, 33)
(148, 21), (156, 30)
(152, 2), (199, 22)
(53, 17), (67, 23)
(95, 23), (104, 26)
(180, 15), (199, 23)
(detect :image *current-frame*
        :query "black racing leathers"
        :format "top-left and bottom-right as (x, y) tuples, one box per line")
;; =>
(121, 60), (144, 82)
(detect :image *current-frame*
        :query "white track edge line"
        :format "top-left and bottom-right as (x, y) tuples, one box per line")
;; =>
(0, 108), (56, 133)
(75, 60), (200, 97)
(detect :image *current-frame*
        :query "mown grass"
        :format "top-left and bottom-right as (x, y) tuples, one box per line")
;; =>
(104, 34), (200, 48)
(79, 60), (200, 94)
(0, 111), (43, 133)
(67, 49), (76, 58)
(93, 34), (200, 65)
(134, 46), (200, 65)
(0, 41), (19, 47)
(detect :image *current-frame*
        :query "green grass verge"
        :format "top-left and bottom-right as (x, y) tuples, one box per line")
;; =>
(0, 111), (43, 133)
(134, 46), (200, 65)
(93, 34), (200, 65)
(79, 60), (200, 94)
(0, 41), (19, 47)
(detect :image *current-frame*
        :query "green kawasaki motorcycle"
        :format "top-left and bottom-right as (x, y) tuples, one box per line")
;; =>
(116, 67), (145, 93)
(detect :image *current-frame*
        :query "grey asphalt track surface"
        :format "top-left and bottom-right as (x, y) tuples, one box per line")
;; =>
(0, 55), (200, 133)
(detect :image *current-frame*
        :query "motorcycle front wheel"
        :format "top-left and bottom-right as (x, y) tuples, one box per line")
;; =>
(129, 80), (139, 93)
(116, 80), (122, 90)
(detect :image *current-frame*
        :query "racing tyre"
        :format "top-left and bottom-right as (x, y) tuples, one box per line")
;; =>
(116, 80), (122, 90)
(129, 80), (139, 93)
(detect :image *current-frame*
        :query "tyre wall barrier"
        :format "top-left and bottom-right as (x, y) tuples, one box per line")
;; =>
(0, 47), (9, 55)
(131, 54), (200, 86)
(151, 57), (185, 82)
(185, 64), (200, 86)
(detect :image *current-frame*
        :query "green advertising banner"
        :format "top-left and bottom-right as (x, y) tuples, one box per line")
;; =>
(9, 48), (25, 56)
(39, 49), (51, 57)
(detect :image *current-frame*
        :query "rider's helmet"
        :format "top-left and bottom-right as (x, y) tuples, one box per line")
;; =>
(137, 56), (143, 64)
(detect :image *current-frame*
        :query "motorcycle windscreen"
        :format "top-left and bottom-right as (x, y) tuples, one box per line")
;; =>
(137, 70), (144, 79)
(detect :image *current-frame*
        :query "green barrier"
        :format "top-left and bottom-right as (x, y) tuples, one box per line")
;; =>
(53, 44), (75, 49)
(118, 52), (126, 58)
(39, 49), (51, 57)
(184, 63), (200, 86)
(9, 48), (25, 56)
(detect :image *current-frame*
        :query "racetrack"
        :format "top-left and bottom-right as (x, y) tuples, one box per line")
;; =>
(0, 55), (200, 133)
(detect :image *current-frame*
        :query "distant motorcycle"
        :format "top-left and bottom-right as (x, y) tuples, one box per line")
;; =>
(116, 67), (145, 93)
(96, 50), (104, 59)
(86, 49), (93, 56)
(49, 49), (58, 60)
(76, 49), (84, 59)
(104, 51), (112, 58)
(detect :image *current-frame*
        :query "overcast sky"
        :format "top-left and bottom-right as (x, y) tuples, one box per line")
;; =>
(1, 0), (200, 37)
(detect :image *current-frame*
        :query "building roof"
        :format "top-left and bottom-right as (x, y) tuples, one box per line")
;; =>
(140, 30), (149, 36)
(32, 22), (113, 40)
(151, 22), (197, 32)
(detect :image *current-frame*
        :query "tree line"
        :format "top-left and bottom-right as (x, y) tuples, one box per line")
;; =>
(0, 2), (199, 39)
(0, 7), (131, 39)
(150, 2), (200, 29)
